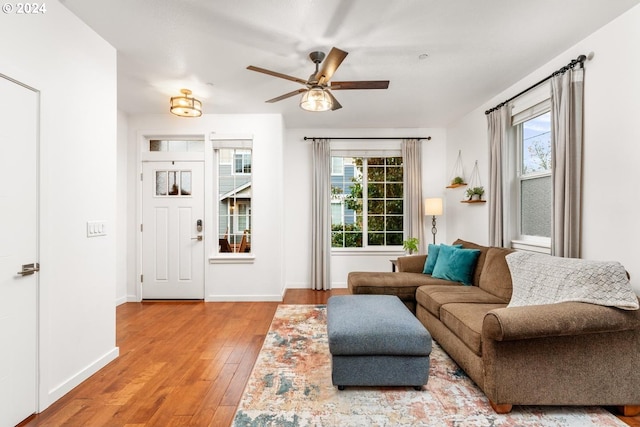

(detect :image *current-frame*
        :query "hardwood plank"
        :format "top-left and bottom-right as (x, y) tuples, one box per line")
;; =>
(18, 290), (640, 426)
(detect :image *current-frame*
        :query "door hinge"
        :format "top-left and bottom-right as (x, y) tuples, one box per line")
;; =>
(140, 172), (143, 181)
(140, 274), (143, 283)
(140, 224), (143, 232)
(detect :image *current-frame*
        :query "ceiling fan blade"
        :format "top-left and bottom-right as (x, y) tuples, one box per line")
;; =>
(315, 47), (348, 85)
(326, 90), (342, 111)
(330, 80), (390, 90)
(265, 88), (308, 103)
(247, 65), (308, 85)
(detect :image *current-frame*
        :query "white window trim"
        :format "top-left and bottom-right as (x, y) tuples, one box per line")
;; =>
(209, 136), (255, 263)
(511, 99), (552, 251)
(330, 152), (404, 251)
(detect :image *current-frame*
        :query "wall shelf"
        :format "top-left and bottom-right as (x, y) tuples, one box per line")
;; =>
(461, 200), (486, 204)
(446, 183), (467, 189)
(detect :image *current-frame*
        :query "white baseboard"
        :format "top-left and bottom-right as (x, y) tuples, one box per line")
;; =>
(40, 346), (120, 412)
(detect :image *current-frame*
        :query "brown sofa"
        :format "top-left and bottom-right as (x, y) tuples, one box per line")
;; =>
(348, 239), (640, 415)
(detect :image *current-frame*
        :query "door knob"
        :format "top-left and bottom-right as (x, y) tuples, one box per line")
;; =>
(18, 262), (40, 276)
(191, 235), (203, 241)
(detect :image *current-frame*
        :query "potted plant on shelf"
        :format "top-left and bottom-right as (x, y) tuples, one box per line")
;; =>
(403, 237), (419, 254)
(451, 176), (465, 186)
(466, 186), (485, 201)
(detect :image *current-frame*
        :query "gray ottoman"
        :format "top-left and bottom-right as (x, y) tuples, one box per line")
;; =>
(327, 294), (432, 390)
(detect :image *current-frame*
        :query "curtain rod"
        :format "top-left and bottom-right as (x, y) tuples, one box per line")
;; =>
(303, 136), (431, 141)
(484, 54), (587, 115)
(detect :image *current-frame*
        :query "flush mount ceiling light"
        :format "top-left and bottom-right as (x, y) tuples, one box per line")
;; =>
(300, 86), (333, 112)
(170, 89), (202, 117)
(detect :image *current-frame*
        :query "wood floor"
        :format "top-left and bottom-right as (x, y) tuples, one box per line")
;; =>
(19, 289), (639, 427)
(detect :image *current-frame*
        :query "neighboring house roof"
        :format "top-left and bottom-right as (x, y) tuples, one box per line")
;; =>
(219, 182), (251, 201)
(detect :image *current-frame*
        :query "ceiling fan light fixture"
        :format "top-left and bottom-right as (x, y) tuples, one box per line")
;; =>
(300, 86), (332, 112)
(170, 89), (202, 117)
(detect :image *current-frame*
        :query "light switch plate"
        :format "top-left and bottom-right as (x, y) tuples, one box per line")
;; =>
(87, 220), (107, 237)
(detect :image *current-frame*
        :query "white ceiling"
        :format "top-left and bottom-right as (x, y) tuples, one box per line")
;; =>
(61, 0), (639, 129)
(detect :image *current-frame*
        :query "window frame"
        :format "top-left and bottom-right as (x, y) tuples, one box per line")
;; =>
(510, 97), (552, 253)
(330, 152), (404, 252)
(210, 138), (255, 263)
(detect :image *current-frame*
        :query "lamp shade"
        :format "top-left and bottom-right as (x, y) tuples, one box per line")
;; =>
(300, 86), (332, 112)
(170, 89), (202, 117)
(424, 198), (443, 216)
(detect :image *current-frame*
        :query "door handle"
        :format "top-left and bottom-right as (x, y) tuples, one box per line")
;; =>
(18, 262), (40, 276)
(191, 235), (203, 241)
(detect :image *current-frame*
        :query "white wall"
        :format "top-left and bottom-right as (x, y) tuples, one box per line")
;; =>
(445, 4), (640, 294)
(284, 128), (447, 289)
(124, 113), (285, 301)
(1, 0), (118, 410)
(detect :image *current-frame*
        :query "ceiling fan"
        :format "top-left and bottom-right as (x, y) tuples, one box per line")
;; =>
(247, 47), (389, 112)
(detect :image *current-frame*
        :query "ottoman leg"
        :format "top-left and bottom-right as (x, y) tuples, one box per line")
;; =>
(337, 385), (345, 391)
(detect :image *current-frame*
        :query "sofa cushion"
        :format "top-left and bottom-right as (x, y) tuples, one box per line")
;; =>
(453, 239), (490, 286)
(478, 247), (515, 302)
(422, 243), (462, 274)
(440, 302), (507, 356)
(416, 285), (506, 319)
(431, 245), (481, 285)
(348, 271), (455, 301)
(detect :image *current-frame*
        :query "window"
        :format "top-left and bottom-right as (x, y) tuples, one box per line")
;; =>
(515, 110), (552, 244)
(331, 156), (403, 248)
(149, 139), (204, 152)
(217, 148), (252, 254)
(155, 170), (192, 196)
(234, 151), (251, 174)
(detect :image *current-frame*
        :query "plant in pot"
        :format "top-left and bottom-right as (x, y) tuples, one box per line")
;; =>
(403, 237), (419, 254)
(466, 186), (485, 200)
(451, 176), (465, 186)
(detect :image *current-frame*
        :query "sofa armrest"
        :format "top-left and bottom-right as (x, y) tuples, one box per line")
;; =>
(396, 254), (427, 273)
(483, 301), (640, 341)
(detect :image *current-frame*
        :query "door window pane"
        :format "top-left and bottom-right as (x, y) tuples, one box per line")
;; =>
(155, 171), (167, 196)
(155, 170), (192, 197)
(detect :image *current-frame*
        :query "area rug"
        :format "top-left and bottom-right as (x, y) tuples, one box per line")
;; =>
(232, 304), (626, 427)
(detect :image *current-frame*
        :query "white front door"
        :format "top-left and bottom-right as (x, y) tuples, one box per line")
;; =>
(142, 161), (204, 299)
(0, 76), (38, 425)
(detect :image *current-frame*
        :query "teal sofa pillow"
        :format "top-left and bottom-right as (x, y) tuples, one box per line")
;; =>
(422, 243), (462, 274)
(431, 245), (481, 285)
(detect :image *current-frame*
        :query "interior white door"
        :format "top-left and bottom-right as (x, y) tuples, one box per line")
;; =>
(142, 161), (205, 299)
(0, 76), (38, 425)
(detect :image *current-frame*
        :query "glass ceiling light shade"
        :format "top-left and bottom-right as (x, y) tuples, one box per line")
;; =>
(300, 86), (332, 112)
(170, 89), (202, 117)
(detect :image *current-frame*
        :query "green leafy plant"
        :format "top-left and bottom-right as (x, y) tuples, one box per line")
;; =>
(452, 176), (464, 185)
(466, 186), (485, 200)
(403, 237), (419, 254)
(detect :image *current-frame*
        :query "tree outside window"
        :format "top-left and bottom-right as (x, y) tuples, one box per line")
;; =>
(331, 156), (403, 248)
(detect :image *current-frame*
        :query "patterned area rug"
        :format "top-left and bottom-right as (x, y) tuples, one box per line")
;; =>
(232, 304), (626, 427)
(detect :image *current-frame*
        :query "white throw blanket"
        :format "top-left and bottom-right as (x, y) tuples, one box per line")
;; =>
(506, 252), (639, 310)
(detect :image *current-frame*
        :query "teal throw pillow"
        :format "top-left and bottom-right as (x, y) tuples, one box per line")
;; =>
(431, 245), (481, 285)
(422, 243), (462, 274)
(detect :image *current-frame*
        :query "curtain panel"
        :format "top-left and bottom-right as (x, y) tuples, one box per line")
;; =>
(487, 105), (511, 248)
(311, 138), (332, 290)
(551, 67), (584, 258)
(401, 139), (425, 253)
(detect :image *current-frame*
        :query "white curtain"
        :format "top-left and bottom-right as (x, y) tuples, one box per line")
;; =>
(311, 138), (331, 290)
(551, 67), (584, 258)
(401, 139), (425, 253)
(487, 105), (511, 248)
